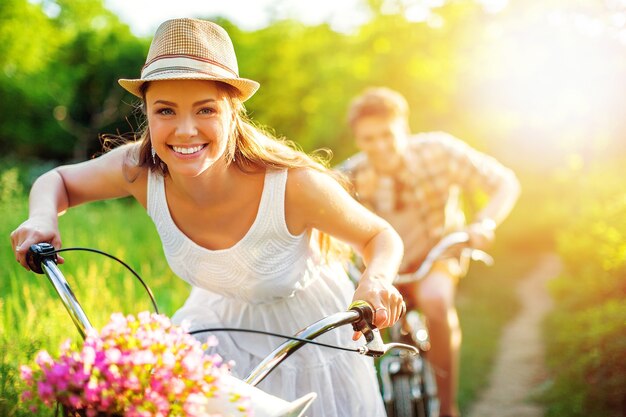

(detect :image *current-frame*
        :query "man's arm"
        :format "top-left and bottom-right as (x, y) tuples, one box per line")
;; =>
(468, 167), (521, 249)
(436, 132), (521, 248)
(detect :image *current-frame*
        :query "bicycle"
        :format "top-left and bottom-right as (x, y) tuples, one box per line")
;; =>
(349, 231), (493, 417)
(25, 242), (417, 416)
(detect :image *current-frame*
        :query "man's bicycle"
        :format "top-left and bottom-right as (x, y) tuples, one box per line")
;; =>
(25, 243), (416, 417)
(349, 231), (493, 417)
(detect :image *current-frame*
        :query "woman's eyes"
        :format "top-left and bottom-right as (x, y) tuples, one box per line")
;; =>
(156, 108), (174, 116)
(155, 107), (216, 116)
(197, 107), (216, 115)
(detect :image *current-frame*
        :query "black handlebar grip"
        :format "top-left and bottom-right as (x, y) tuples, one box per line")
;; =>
(349, 300), (376, 333)
(26, 243), (58, 274)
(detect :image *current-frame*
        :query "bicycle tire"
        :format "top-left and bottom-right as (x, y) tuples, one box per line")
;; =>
(421, 359), (439, 417)
(391, 374), (415, 417)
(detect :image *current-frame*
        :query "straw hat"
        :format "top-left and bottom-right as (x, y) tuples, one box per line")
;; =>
(118, 18), (259, 101)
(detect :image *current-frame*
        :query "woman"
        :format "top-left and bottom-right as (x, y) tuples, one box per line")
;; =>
(11, 18), (404, 416)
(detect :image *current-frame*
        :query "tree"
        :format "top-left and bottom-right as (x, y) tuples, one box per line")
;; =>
(0, 0), (147, 162)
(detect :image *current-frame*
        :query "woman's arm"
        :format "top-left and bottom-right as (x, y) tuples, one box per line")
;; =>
(10, 143), (143, 269)
(285, 168), (405, 331)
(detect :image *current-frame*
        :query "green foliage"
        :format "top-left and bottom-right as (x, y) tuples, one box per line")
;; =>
(0, 0), (58, 75)
(0, 0), (146, 161)
(4, 0), (625, 172)
(542, 166), (626, 417)
(0, 0), (519, 164)
(0, 168), (23, 205)
(229, 20), (360, 156)
(543, 300), (626, 417)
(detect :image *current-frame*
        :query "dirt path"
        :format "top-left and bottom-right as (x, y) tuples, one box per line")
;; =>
(465, 254), (562, 417)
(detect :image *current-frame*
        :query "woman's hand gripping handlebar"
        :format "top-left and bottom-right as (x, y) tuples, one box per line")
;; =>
(349, 300), (417, 358)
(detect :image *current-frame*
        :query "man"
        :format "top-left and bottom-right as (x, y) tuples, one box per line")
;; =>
(339, 87), (520, 417)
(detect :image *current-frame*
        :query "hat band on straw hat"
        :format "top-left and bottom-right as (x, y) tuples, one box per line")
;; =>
(141, 56), (237, 80)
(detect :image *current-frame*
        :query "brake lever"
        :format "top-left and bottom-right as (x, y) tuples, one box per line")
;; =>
(349, 301), (418, 357)
(357, 331), (419, 357)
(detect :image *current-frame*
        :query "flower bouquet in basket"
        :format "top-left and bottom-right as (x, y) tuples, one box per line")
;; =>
(20, 312), (315, 417)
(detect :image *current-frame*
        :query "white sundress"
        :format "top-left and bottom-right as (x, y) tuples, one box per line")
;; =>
(147, 169), (387, 417)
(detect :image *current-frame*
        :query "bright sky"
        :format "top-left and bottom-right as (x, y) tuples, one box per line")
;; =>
(103, 0), (370, 36)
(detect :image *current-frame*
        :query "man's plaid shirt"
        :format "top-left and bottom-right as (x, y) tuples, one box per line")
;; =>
(338, 131), (514, 272)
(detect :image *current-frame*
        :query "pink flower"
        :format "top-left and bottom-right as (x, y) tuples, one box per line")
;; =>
(35, 351), (53, 368)
(161, 350), (176, 367)
(84, 380), (101, 403)
(68, 394), (83, 408)
(104, 347), (123, 364)
(69, 368), (89, 387)
(36, 380), (54, 401)
(20, 389), (33, 402)
(169, 376), (186, 395)
(19, 365), (33, 382)
(19, 312), (251, 416)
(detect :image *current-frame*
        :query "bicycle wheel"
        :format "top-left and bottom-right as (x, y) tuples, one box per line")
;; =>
(391, 374), (415, 417)
(420, 359), (439, 417)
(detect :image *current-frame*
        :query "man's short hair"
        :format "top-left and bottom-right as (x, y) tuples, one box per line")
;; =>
(347, 87), (409, 128)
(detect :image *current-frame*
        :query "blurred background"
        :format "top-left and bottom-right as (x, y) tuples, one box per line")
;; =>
(1, 0), (625, 416)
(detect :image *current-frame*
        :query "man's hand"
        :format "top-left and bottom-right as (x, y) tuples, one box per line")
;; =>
(465, 218), (496, 251)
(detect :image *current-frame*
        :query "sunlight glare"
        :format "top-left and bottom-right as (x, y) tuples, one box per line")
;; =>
(465, 8), (625, 166)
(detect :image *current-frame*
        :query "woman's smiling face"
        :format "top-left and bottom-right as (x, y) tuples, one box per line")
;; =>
(145, 79), (234, 177)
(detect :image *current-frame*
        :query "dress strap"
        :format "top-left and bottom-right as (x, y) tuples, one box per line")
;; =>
(146, 170), (164, 220)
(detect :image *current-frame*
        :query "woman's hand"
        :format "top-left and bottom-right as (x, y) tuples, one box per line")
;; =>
(10, 216), (64, 270)
(351, 275), (404, 340)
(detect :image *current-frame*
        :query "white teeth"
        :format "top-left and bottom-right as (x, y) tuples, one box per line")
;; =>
(172, 145), (204, 155)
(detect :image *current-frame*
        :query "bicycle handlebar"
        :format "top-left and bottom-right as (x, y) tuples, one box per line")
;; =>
(394, 231), (493, 285)
(244, 300), (416, 387)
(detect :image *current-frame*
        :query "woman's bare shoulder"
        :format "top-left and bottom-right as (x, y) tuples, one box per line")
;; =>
(284, 167), (348, 214)
(285, 167), (335, 195)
